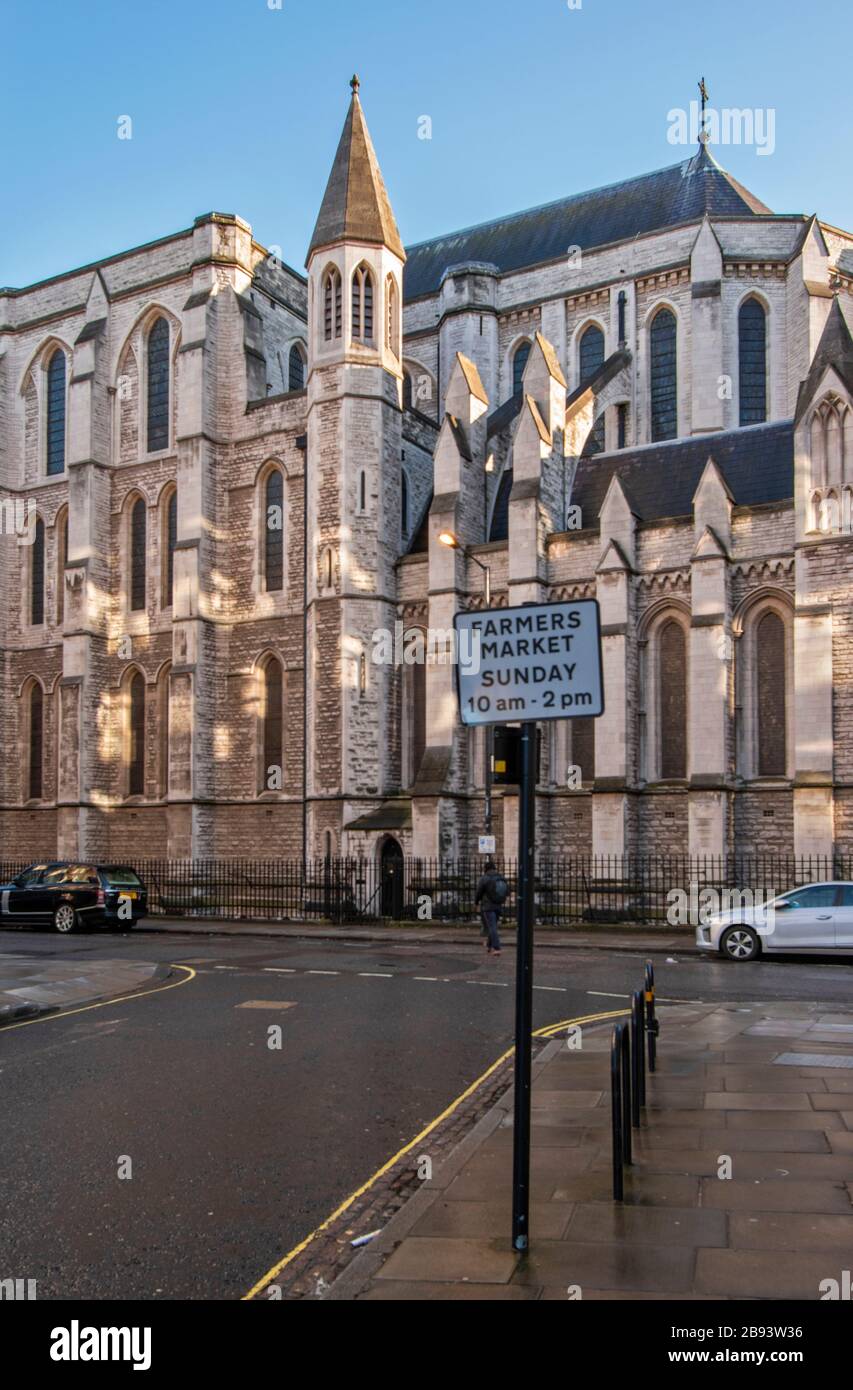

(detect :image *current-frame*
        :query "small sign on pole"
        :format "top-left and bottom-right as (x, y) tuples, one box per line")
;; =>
(454, 599), (604, 1252)
(478, 835), (496, 855)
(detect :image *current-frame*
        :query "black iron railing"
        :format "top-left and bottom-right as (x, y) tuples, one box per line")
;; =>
(0, 854), (850, 926)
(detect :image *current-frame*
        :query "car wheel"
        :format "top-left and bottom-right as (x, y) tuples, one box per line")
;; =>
(721, 925), (760, 962)
(53, 903), (77, 934)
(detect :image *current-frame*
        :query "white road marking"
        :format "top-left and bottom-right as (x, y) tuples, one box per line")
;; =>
(307, 970), (340, 976)
(413, 976), (438, 981)
(587, 990), (630, 999)
(359, 972), (393, 978)
(534, 985), (566, 992)
(263, 968), (296, 974)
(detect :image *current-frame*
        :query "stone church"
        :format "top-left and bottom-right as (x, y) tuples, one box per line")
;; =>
(2, 78), (852, 866)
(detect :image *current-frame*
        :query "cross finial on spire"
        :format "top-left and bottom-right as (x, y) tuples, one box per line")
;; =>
(350, 74), (360, 96)
(698, 76), (710, 145)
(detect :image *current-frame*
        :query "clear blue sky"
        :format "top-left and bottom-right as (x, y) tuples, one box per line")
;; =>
(4, 0), (851, 289)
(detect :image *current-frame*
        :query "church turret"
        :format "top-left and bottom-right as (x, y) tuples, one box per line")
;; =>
(304, 78), (407, 856)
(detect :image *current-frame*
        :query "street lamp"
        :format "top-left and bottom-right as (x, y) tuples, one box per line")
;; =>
(438, 530), (494, 839)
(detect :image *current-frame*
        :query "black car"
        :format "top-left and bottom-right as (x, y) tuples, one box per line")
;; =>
(0, 862), (148, 933)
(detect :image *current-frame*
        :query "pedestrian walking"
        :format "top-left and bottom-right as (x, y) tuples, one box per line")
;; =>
(475, 859), (508, 956)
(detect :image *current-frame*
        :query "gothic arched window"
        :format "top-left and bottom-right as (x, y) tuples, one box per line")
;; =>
(31, 516), (45, 626)
(756, 611), (786, 776)
(512, 341), (531, 395)
(658, 620), (687, 779)
(28, 683), (43, 800)
(579, 324), (605, 382)
(324, 269), (342, 341)
(130, 497), (147, 611)
(264, 469), (284, 592)
(650, 307), (677, 441)
(128, 671), (146, 797)
(261, 658), (283, 792)
(146, 316), (170, 453)
(739, 298), (767, 425)
(162, 488), (177, 608)
(46, 349), (66, 475)
(288, 343), (306, 391)
(352, 264), (374, 342)
(579, 324), (606, 454)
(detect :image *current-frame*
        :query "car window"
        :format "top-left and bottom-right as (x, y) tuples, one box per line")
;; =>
(16, 865), (47, 887)
(100, 868), (142, 888)
(781, 885), (839, 909)
(42, 865), (72, 886)
(839, 886), (853, 908)
(65, 864), (99, 884)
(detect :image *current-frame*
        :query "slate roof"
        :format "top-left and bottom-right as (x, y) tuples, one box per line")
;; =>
(838, 248), (853, 278)
(403, 146), (771, 299)
(570, 420), (794, 530)
(308, 81), (405, 264)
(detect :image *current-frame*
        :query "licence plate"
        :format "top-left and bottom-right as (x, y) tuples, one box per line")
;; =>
(119, 889), (138, 900)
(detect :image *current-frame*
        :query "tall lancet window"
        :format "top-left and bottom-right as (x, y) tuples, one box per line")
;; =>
(288, 343), (306, 391)
(324, 269), (342, 341)
(146, 316), (170, 452)
(658, 620), (687, 779)
(756, 611), (786, 776)
(579, 324), (606, 454)
(28, 683), (44, 801)
(650, 307), (677, 441)
(261, 658), (283, 792)
(128, 671), (146, 797)
(31, 517), (45, 626)
(130, 497), (147, 611)
(512, 341), (531, 395)
(739, 298), (767, 425)
(46, 349), (66, 475)
(352, 264), (374, 343)
(264, 469), (284, 592)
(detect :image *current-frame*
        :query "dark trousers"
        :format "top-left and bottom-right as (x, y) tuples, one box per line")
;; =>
(481, 907), (501, 952)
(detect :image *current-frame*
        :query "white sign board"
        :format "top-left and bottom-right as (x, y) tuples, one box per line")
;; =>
(478, 835), (496, 854)
(454, 599), (604, 727)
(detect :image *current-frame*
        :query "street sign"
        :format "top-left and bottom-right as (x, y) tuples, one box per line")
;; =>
(478, 835), (496, 854)
(453, 599), (605, 1253)
(454, 599), (604, 726)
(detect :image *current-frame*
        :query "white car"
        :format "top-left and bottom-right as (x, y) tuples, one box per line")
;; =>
(696, 882), (853, 962)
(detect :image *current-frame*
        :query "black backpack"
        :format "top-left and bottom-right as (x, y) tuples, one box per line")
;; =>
(491, 874), (509, 904)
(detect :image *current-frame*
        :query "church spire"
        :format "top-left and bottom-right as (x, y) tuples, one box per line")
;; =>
(306, 77), (405, 266)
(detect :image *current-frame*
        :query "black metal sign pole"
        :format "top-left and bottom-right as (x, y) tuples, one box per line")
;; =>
(511, 720), (537, 1251)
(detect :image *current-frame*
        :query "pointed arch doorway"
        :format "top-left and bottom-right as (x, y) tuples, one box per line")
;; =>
(379, 837), (404, 918)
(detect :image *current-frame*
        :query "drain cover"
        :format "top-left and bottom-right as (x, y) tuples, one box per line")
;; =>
(774, 1052), (853, 1069)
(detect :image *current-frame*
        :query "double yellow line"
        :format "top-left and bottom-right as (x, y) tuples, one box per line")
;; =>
(242, 1005), (627, 1300)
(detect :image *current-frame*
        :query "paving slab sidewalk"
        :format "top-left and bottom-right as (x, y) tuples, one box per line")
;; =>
(0, 955), (173, 1024)
(142, 916), (692, 953)
(326, 1002), (853, 1301)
